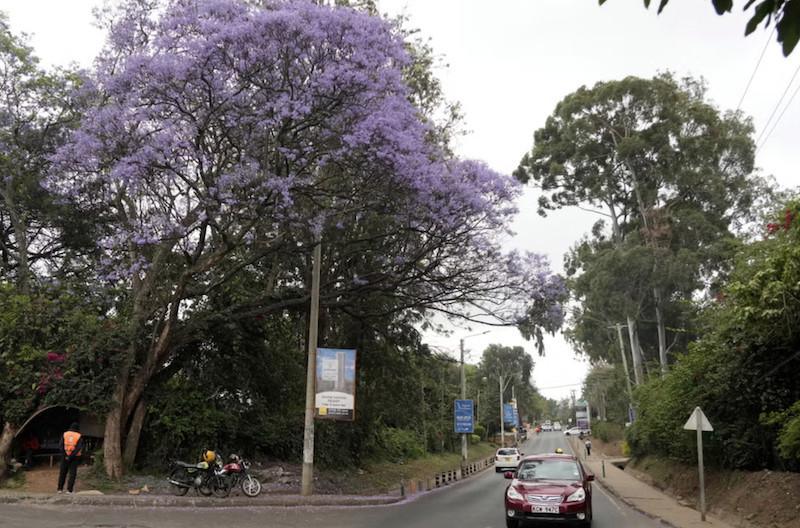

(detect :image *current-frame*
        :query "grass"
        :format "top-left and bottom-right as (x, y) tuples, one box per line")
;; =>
(0, 471), (26, 490)
(320, 442), (498, 494)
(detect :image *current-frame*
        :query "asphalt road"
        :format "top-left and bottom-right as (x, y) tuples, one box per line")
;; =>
(0, 432), (662, 528)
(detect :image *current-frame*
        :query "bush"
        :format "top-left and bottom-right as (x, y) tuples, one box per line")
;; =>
(375, 427), (425, 462)
(592, 421), (624, 443)
(473, 424), (486, 440)
(469, 434), (481, 445)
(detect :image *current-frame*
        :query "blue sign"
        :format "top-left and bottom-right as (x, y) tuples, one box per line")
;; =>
(454, 399), (474, 433)
(503, 403), (515, 425)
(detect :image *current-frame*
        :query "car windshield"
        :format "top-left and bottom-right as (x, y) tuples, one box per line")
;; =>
(498, 449), (518, 456)
(516, 459), (581, 481)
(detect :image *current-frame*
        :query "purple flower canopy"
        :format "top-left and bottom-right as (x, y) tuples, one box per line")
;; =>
(50, 0), (518, 257)
(48, 0), (565, 335)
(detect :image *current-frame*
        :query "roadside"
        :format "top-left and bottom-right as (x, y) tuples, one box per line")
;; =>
(572, 434), (800, 528)
(0, 442), (499, 507)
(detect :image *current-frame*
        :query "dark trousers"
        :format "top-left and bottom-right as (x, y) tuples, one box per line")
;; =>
(57, 457), (80, 492)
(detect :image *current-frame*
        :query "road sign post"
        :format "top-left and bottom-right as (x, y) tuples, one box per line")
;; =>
(683, 406), (713, 521)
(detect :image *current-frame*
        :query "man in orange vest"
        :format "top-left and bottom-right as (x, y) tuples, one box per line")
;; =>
(57, 422), (84, 494)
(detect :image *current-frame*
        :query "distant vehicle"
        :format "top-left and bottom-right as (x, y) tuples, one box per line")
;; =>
(495, 447), (523, 472)
(535, 425), (542, 433)
(503, 452), (594, 527)
(564, 427), (591, 437)
(541, 422), (553, 432)
(553, 422), (562, 431)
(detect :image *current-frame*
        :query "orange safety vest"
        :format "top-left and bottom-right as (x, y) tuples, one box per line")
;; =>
(63, 431), (82, 456)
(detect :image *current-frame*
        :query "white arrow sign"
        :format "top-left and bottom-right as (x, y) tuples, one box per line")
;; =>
(683, 407), (713, 431)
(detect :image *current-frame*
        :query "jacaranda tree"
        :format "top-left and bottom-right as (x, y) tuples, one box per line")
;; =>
(50, 0), (564, 477)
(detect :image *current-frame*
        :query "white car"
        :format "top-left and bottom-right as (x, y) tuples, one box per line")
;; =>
(494, 447), (522, 472)
(564, 426), (591, 436)
(541, 422), (553, 432)
(553, 422), (562, 431)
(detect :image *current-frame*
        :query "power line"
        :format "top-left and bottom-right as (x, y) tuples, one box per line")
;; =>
(754, 60), (800, 147)
(758, 77), (800, 153)
(737, 25), (777, 111)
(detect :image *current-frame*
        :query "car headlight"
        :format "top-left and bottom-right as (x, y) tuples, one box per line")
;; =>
(566, 487), (586, 502)
(506, 486), (524, 501)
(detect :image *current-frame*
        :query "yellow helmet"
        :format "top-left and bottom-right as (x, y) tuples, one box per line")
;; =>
(555, 448), (564, 454)
(202, 450), (216, 463)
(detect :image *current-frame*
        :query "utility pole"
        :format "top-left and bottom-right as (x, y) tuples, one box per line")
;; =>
(460, 331), (488, 461)
(300, 240), (322, 496)
(460, 338), (467, 462)
(611, 323), (634, 401)
(499, 374), (505, 448)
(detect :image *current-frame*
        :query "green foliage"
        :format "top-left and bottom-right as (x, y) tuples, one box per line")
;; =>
(592, 421), (625, 443)
(372, 428), (425, 462)
(628, 198), (800, 470)
(469, 434), (481, 445)
(473, 424), (486, 440)
(606, 0), (800, 56)
(762, 400), (800, 462)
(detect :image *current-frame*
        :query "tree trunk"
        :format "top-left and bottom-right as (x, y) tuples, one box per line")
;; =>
(653, 287), (668, 375)
(626, 316), (644, 384)
(0, 421), (18, 481)
(122, 398), (146, 469)
(103, 381), (127, 479)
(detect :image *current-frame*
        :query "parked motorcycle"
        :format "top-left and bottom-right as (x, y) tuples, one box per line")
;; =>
(167, 452), (222, 496)
(212, 454), (262, 497)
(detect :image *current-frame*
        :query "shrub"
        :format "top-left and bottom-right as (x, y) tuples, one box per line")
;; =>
(375, 427), (425, 462)
(473, 424), (486, 440)
(469, 434), (481, 445)
(592, 421), (624, 443)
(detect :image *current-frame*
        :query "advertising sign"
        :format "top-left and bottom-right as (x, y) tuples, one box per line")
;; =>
(315, 348), (357, 420)
(454, 399), (474, 433)
(503, 403), (515, 425)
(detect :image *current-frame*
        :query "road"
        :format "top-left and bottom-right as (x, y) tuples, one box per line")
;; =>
(0, 432), (661, 528)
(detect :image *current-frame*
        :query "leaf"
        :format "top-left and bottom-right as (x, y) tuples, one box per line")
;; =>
(712, 0), (734, 14)
(745, 1), (776, 35)
(657, 0), (670, 13)
(778, 0), (800, 55)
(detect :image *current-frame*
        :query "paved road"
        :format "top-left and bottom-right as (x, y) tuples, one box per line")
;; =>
(0, 433), (661, 528)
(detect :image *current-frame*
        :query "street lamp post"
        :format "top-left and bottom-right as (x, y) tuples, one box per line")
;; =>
(460, 330), (489, 462)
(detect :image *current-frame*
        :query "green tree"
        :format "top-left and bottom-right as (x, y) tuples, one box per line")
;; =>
(516, 73), (756, 379)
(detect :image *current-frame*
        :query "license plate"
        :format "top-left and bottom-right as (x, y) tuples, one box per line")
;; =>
(503, 457), (513, 462)
(531, 503), (560, 514)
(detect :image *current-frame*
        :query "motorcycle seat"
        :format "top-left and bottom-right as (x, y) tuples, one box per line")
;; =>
(175, 461), (205, 469)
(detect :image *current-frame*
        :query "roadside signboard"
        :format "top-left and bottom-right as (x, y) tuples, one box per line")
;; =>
(683, 406), (713, 521)
(454, 399), (474, 433)
(503, 403), (515, 425)
(315, 348), (357, 420)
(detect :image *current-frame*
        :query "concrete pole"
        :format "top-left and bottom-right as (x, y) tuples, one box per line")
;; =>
(613, 323), (634, 401)
(697, 412), (706, 521)
(460, 338), (467, 462)
(301, 241), (322, 496)
(499, 375), (505, 448)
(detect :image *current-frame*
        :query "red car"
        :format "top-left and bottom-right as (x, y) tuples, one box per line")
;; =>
(503, 453), (594, 527)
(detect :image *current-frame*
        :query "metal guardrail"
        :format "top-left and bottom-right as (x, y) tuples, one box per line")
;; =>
(400, 455), (496, 497)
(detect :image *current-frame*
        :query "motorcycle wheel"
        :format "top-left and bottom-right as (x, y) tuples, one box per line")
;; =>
(212, 475), (231, 498)
(241, 474), (262, 497)
(197, 475), (215, 497)
(168, 467), (190, 497)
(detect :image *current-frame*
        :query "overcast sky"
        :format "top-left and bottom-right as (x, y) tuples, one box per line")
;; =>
(2, 1), (798, 401)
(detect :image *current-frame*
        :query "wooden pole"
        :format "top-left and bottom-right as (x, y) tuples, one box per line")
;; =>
(301, 240), (322, 496)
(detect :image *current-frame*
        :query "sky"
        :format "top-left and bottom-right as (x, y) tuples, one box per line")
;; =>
(2, 0), (798, 401)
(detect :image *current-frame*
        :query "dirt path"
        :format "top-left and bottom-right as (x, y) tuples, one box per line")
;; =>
(20, 466), (90, 493)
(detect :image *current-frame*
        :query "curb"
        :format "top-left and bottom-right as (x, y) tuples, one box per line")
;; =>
(0, 492), (403, 508)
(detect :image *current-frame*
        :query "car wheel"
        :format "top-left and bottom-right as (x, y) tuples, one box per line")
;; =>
(505, 518), (519, 528)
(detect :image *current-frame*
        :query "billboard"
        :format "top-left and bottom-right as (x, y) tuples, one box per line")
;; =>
(315, 348), (357, 420)
(454, 400), (474, 433)
(503, 403), (515, 425)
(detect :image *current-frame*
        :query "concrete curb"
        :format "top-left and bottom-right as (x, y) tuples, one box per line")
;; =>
(0, 491), (403, 508)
